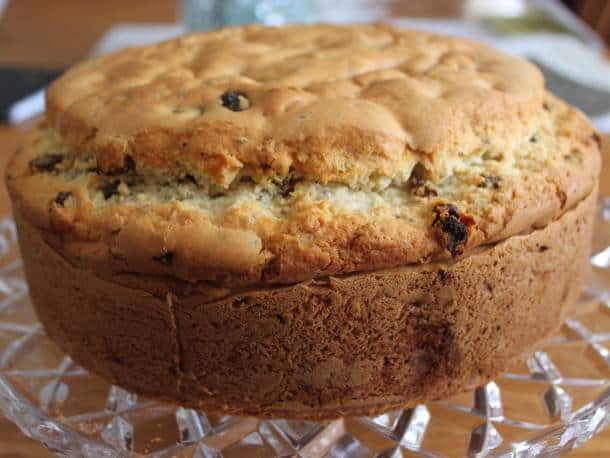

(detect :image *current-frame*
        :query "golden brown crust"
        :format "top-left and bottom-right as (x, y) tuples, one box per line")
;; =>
(6, 91), (600, 287)
(15, 188), (596, 419)
(6, 24), (601, 287)
(6, 23), (602, 421)
(45, 23), (544, 187)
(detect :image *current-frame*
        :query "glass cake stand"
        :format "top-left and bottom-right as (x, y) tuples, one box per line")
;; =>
(1, 195), (610, 458)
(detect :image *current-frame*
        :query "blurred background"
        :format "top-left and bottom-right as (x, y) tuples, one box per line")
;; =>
(0, 1), (609, 457)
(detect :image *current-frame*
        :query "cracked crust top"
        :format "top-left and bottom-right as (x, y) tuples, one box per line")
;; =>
(46, 23), (544, 187)
(6, 24), (601, 289)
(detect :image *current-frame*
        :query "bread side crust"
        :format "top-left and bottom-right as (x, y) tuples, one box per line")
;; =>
(14, 188), (596, 419)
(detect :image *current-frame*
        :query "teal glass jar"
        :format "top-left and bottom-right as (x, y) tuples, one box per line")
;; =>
(181, 0), (315, 30)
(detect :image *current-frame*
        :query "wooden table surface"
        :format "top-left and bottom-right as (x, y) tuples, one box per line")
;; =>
(0, 1), (609, 456)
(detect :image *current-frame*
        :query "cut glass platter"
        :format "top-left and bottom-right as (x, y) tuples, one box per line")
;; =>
(1, 194), (610, 457)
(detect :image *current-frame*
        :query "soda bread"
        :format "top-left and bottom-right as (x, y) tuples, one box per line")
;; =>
(6, 24), (600, 418)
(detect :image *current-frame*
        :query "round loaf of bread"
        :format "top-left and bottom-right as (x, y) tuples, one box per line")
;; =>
(6, 23), (601, 419)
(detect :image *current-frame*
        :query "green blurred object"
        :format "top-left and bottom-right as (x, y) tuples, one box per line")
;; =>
(483, 8), (573, 35)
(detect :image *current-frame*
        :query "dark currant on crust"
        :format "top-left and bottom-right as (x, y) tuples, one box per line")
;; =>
(220, 90), (250, 112)
(29, 153), (64, 172)
(54, 191), (72, 206)
(180, 174), (198, 185)
(432, 203), (475, 257)
(101, 180), (121, 199)
(122, 155), (136, 173)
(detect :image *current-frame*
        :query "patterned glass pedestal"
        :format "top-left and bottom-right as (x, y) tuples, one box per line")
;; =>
(2, 197), (610, 457)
